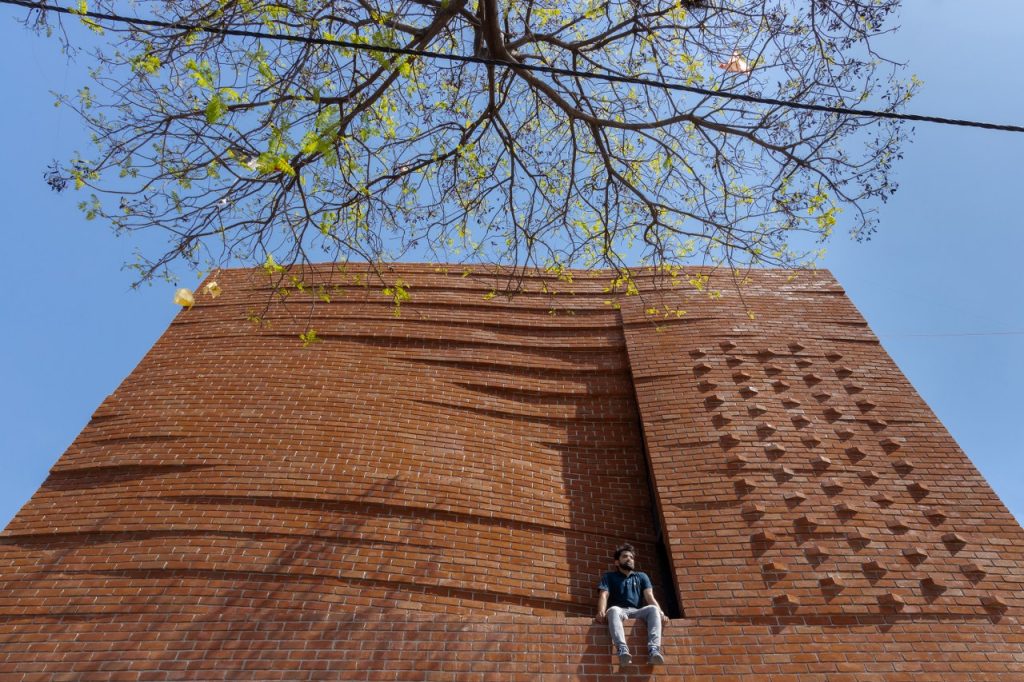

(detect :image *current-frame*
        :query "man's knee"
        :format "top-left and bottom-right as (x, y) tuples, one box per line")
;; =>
(607, 606), (626, 619)
(637, 605), (661, 621)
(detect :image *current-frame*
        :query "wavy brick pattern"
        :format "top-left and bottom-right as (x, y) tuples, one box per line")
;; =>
(2, 264), (1023, 680)
(1, 266), (666, 627)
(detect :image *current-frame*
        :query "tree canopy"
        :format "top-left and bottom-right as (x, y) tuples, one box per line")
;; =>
(31, 0), (914, 300)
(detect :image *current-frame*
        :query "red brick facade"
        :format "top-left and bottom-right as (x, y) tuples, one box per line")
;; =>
(1, 264), (1021, 680)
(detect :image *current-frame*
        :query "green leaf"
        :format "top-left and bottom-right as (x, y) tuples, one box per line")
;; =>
(205, 93), (226, 124)
(274, 156), (296, 176)
(299, 329), (321, 347)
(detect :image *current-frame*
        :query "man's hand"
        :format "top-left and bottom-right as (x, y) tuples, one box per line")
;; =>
(596, 609), (607, 623)
(660, 612), (670, 626)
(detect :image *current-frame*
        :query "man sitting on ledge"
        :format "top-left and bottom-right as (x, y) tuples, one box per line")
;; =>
(596, 543), (670, 666)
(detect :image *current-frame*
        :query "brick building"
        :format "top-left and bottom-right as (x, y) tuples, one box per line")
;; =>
(1, 264), (1021, 680)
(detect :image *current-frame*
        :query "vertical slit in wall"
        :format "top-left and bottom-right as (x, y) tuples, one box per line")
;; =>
(616, 311), (683, 619)
(640, 430), (683, 619)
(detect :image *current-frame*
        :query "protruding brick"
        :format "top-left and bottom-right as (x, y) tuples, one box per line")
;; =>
(893, 458), (914, 474)
(981, 595), (1008, 612)
(795, 358), (814, 368)
(921, 577), (947, 593)
(863, 560), (888, 574)
(924, 507), (948, 523)
(719, 433), (741, 447)
(805, 544), (830, 561)
(803, 373), (823, 385)
(942, 532), (967, 548)
(872, 493), (894, 507)
(847, 529), (872, 547)
(820, 477), (843, 492)
(795, 514), (821, 528)
(860, 470), (881, 485)
(907, 481), (931, 498)
(720, 340), (737, 351)
(725, 453), (750, 469)
(697, 380), (719, 392)
(887, 519), (911, 534)
(834, 502), (860, 516)
(879, 592), (906, 610)
(772, 379), (791, 391)
(748, 403), (769, 416)
(825, 351), (844, 361)
(784, 491), (808, 504)
(792, 414), (812, 427)
(881, 437), (906, 451)
(903, 547), (929, 563)
(733, 370), (752, 382)
(845, 446), (868, 462)
(762, 561), (788, 573)
(789, 342), (806, 352)
(819, 574), (844, 590)
(740, 385), (760, 398)
(735, 477), (757, 493)
(751, 530), (777, 546)
(844, 383), (864, 394)
(835, 366), (854, 378)
(775, 465), (796, 480)
(765, 443), (786, 458)
(812, 391), (833, 401)
(693, 361), (713, 374)
(823, 407), (844, 421)
(705, 394), (726, 408)
(811, 454), (832, 470)
(856, 399), (877, 412)
(834, 427), (855, 439)
(781, 398), (802, 409)
(961, 562), (987, 577)
(867, 418), (889, 430)
(712, 412), (734, 427)
(741, 502), (766, 517)
(772, 593), (800, 609)
(764, 364), (783, 375)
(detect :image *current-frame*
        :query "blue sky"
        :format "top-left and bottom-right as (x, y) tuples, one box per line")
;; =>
(1, 2), (1021, 529)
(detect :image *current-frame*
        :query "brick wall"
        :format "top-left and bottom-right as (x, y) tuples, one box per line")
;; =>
(1, 264), (1021, 680)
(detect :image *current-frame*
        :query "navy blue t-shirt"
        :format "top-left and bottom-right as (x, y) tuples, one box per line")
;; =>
(598, 570), (652, 609)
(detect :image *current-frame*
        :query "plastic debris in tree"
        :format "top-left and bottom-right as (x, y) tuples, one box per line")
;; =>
(204, 281), (223, 299)
(173, 288), (195, 308)
(720, 50), (751, 73)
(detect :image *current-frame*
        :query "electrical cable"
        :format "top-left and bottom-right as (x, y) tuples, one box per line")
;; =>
(5, 0), (1024, 133)
(878, 330), (1024, 339)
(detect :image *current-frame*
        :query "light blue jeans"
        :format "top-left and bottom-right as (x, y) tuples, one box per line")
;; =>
(607, 605), (662, 651)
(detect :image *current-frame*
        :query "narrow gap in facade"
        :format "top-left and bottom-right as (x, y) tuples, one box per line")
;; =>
(616, 313), (683, 619)
(641, 445), (684, 619)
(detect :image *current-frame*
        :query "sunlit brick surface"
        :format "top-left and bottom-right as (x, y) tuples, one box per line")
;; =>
(1, 264), (1021, 680)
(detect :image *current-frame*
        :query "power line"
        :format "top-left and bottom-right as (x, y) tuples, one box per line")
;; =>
(6, 0), (1024, 134)
(879, 330), (1024, 339)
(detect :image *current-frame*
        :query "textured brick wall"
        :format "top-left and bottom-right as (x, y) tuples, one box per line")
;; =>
(1, 264), (1022, 680)
(620, 271), (1024, 626)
